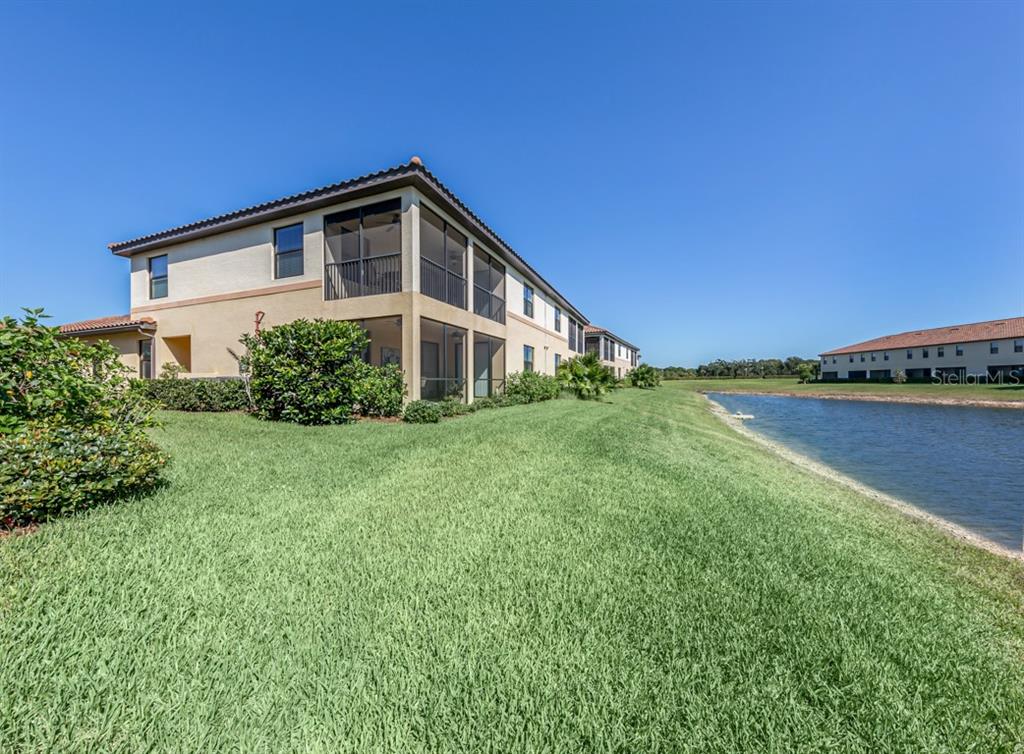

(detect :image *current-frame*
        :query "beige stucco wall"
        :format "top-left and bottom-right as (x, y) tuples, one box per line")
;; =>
(122, 184), (599, 400)
(69, 331), (146, 376)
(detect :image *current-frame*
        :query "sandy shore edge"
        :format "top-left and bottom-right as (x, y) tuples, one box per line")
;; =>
(704, 395), (1023, 562)
(701, 389), (1023, 410)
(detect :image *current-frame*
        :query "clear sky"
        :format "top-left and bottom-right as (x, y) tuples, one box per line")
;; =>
(1, 1), (1021, 366)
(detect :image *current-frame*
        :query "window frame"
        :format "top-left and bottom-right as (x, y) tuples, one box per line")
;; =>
(523, 285), (534, 318)
(523, 344), (535, 373)
(937, 346), (944, 358)
(138, 338), (153, 379)
(273, 222), (305, 279)
(554, 307), (561, 333)
(148, 254), (168, 299)
(990, 342), (999, 355)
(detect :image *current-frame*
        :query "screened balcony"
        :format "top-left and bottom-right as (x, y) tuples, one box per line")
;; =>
(356, 316), (403, 369)
(420, 318), (466, 401)
(325, 199), (402, 300)
(473, 249), (505, 324)
(420, 206), (467, 309)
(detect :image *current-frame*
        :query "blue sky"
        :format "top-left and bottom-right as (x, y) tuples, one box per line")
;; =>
(1, 1), (1021, 366)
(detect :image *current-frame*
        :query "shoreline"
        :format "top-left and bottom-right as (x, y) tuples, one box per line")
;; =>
(699, 388), (1024, 410)
(703, 395), (1023, 562)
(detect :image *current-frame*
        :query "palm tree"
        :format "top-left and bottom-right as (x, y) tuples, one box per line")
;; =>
(557, 353), (617, 399)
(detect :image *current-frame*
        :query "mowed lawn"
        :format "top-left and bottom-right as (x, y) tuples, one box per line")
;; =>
(683, 376), (1024, 402)
(2, 384), (1023, 752)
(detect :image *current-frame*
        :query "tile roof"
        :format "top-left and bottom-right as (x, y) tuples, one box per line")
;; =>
(59, 315), (156, 335)
(820, 316), (1024, 356)
(584, 325), (639, 351)
(106, 157), (587, 322)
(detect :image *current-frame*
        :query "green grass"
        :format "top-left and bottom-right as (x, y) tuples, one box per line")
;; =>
(2, 384), (1023, 752)
(679, 376), (1024, 402)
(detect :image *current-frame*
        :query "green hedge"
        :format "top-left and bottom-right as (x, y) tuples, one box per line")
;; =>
(402, 400), (441, 423)
(131, 377), (248, 412)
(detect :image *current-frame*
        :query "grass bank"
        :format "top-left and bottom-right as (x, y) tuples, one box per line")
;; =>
(680, 376), (1024, 404)
(2, 384), (1023, 751)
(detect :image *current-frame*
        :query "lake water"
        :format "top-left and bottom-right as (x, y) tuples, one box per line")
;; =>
(708, 392), (1024, 552)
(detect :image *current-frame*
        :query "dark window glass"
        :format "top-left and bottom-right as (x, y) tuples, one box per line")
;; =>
(274, 223), (304, 278)
(138, 339), (153, 379)
(883, 352), (889, 361)
(871, 353), (876, 361)
(554, 353), (561, 371)
(149, 255), (168, 299)
(906, 350), (913, 359)
(937, 347), (944, 357)
(990, 342), (999, 354)
(956, 345), (963, 356)
(523, 345), (534, 373)
(1015, 340), (1023, 353)
(554, 308), (561, 332)
(849, 355), (854, 363)
(922, 348), (929, 358)
(523, 285), (534, 317)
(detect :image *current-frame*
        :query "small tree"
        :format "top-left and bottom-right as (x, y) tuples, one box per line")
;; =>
(629, 363), (661, 389)
(796, 363), (815, 384)
(893, 369), (907, 384)
(240, 318), (404, 424)
(557, 353), (617, 400)
(0, 308), (166, 526)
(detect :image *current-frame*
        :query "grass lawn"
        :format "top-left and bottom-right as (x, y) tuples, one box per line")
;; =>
(2, 383), (1023, 752)
(680, 376), (1024, 402)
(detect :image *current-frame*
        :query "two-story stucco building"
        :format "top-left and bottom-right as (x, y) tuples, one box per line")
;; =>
(584, 326), (640, 379)
(819, 317), (1024, 382)
(60, 158), (619, 402)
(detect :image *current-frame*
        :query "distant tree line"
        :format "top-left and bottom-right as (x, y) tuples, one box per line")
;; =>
(658, 356), (821, 380)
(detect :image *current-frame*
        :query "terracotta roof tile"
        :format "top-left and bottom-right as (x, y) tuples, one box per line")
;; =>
(820, 317), (1024, 356)
(59, 315), (156, 335)
(583, 325), (639, 351)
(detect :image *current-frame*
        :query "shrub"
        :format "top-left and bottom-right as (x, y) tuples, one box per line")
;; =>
(893, 369), (908, 384)
(629, 363), (661, 389)
(131, 376), (248, 412)
(505, 370), (561, 403)
(557, 353), (617, 400)
(438, 398), (472, 417)
(403, 399), (441, 423)
(1, 420), (165, 526)
(0, 308), (166, 526)
(796, 363), (815, 384)
(240, 319), (373, 425)
(472, 396), (498, 410)
(353, 363), (405, 417)
(496, 392), (529, 407)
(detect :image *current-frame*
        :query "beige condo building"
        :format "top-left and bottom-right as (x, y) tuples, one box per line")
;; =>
(60, 158), (640, 402)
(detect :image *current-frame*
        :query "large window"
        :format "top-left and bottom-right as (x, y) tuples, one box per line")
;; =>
(274, 223), (304, 278)
(473, 248), (506, 323)
(554, 307), (561, 333)
(324, 199), (402, 299)
(420, 206), (467, 308)
(421, 318), (466, 401)
(138, 339), (153, 379)
(148, 255), (168, 299)
(523, 285), (534, 318)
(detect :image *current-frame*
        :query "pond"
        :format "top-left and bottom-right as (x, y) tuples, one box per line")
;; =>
(708, 392), (1024, 552)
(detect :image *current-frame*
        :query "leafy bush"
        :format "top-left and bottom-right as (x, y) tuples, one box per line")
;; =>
(796, 363), (815, 384)
(403, 400), (442, 423)
(505, 370), (561, 403)
(496, 392), (530, 407)
(240, 319), (376, 425)
(557, 353), (617, 400)
(893, 369), (908, 384)
(353, 363), (405, 417)
(629, 363), (661, 389)
(438, 398), (473, 417)
(0, 308), (166, 526)
(131, 376), (248, 412)
(472, 396), (498, 410)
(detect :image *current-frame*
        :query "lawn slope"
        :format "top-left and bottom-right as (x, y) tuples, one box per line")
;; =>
(2, 383), (1023, 752)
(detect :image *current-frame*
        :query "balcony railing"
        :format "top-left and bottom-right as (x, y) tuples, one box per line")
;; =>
(421, 377), (466, 402)
(421, 257), (467, 309)
(473, 286), (506, 324)
(325, 253), (401, 300)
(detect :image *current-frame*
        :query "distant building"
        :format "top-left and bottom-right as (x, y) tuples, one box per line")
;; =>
(584, 326), (640, 379)
(819, 317), (1024, 382)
